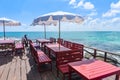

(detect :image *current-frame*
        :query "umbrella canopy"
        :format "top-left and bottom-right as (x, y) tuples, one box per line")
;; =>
(0, 17), (21, 40)
(32, 11), (84, 39)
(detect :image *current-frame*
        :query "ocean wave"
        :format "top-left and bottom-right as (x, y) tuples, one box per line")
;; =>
(0, 37), (21, 40)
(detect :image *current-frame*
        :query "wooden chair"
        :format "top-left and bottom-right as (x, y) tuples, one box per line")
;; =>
(56, 49), (83, 80)
(29, 39), (40, 49)
(15, 40), (24, 55)
(29, 42), (36, 58)
(57, 38), (63, 45)
(1, 43), (15, 56)
(71, 43), (84, 50)
(63, 40), (72, 49)
(36, 50), (52, 71)
(50, 37), (56, 43)
(30, 42), (52, 72)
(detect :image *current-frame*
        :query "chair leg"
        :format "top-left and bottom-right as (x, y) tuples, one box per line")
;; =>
(63, 75), (65, 80)
(57, 68), (59, 77)
(38, 64), (41, 72)
(50, 62), (52, 71)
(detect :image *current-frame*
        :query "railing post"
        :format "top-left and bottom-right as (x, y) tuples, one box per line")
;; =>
(104, 52), (107, 61)
(94, 49), (97, 59)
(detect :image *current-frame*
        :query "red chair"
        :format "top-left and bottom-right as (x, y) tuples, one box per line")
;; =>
(29, 42), (36, 58)
(57, 38), (63, 45)
(63, 40), (68, 47)
(71, 43), (83, 49)
(56, 49), (83, 80)
(30, 42), (52, 72)
(50, 37), (56, 43)
(15, 40), (24, 55)
(64, 40), (72, 49)
(29, 39), (40, 49)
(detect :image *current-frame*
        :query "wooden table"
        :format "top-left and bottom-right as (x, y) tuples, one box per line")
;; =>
(45, 43), (71, 57)
(36, 39), (51, 48)
(0, 40), (15, 55)
(0, 40), (15, 44)
(68, 59), (120, 80)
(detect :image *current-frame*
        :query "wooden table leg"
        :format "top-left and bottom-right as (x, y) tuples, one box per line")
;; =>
(115, 74), (120, 80)
(69, 66), (72, 80)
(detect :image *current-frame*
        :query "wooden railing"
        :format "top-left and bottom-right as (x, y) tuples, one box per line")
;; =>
(84, 46), (120, 66)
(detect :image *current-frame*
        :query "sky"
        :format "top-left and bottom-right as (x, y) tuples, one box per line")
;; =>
(0, 0), (120, 32)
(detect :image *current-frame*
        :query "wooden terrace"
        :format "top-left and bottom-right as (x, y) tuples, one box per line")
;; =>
(0, 49), (118, 80)
(0, 38), (120, 80)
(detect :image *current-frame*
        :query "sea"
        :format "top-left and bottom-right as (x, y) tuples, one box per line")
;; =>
(0, 31), (120, 53)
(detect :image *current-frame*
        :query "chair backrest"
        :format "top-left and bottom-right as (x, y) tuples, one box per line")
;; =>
(63, 40), (72, 49)
(50, 37), (56, 43)
(71, 43), (83, 49)
(28, 39), (33, 44)
(56, 49), (83, 66)
(21, 38), (25, 46)
(30, 42), (36, 56)
(71, 43), (84, 54)
(57, 38), (63, 45)
(29, 42), (39, 62)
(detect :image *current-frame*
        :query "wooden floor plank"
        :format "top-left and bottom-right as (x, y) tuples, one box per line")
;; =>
(0, 58), (12, 80)
(25, 58), (35, 80)
(14, 57), (21, 80)
(0, 49), (117, 80)
(21, 59), (27, 80)
(7, 58), (16, 80)
(0, 57), (8, 79)
(28, 55), (42, 80)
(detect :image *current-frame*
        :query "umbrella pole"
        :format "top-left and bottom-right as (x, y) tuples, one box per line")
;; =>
(58, 18), (61, 50)
(44, 24), (46, 39)
(59, 18), (60, 39)
(3, 21), (5, 40)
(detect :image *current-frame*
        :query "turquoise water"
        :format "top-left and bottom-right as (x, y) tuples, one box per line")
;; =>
(0, 31), (120, 52)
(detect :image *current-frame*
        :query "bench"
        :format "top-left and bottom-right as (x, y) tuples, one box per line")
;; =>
(30, 42), (52, 72)
(36, 50), (52, 71)
(56, 49), (83, 80)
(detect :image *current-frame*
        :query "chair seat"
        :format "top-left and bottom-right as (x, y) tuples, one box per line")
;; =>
(32, 43), (40, 49)
(15, 43), (24, 49)
(37, 50), (51, 63)
(15, 43), (24, 54)
(58, 64), (69, 74)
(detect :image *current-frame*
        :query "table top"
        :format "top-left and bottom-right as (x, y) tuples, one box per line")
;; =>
(0, 40), (15, 44)
(45, 43), (71, 53)
(68, 59), (120, 80)
(37, 39), (51, 43)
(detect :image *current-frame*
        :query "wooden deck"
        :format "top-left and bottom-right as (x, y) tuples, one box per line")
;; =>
(0, 49), (118, 80)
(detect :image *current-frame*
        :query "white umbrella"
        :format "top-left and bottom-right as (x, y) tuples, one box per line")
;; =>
(0, 17), (21, 40)
(32, 11), (84, 39)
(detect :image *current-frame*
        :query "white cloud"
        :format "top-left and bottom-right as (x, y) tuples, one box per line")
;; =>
(83, 2), (94, 10)
(76, 0), (84, 7)
(111, 17), (120, 23)
(103, 10), (120, 17)
(102, 1), (120, 17)
(87, 12), (97, 16)
(80, 16), (120, 31)
(69, 0), (94, 10)
(111, 1), (120, 9)
(89, 18), (99, 25)
(69, 0), (76, 5)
